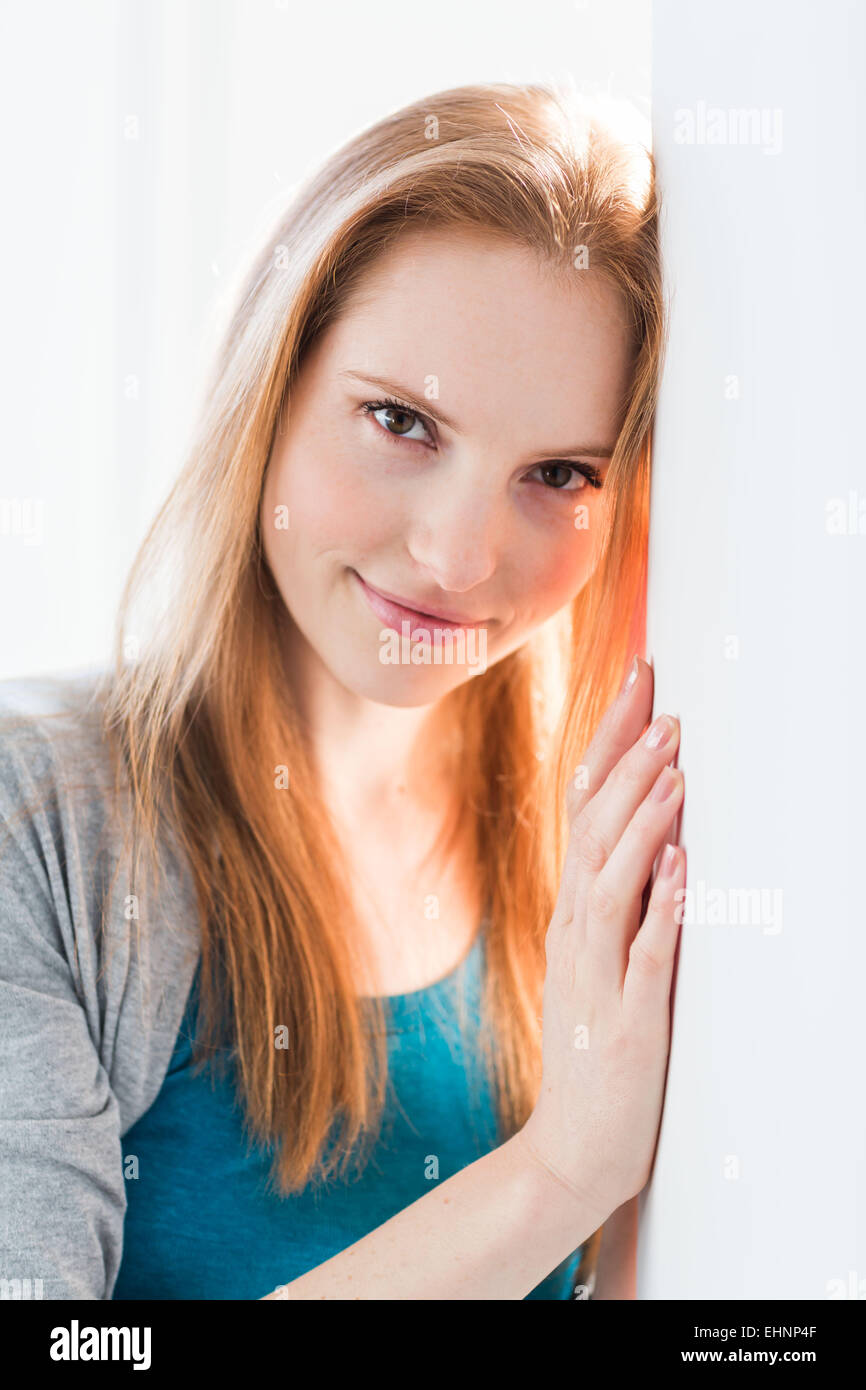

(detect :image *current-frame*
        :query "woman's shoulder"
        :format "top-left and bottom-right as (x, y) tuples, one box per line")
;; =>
(0, 664), (117, 801)
(0, 661), (193, 931)
(0, 661), (198, 926)
(0, 665), (132, 893)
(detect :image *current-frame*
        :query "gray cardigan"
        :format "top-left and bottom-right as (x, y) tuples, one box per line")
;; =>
(0, 670), (200, 1299)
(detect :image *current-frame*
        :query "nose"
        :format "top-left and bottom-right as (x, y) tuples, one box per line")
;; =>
(404, 470), (501, 594)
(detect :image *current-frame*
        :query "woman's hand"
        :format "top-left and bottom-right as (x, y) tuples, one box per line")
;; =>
(517, 655), (685, 1226)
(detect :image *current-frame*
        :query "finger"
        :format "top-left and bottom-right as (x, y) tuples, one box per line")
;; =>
(555, 656), (654, 920)
(558, 704), (681, 943)
(565, 655), (653, 826)
(582, 764), (684, 990)
(622, 842), (686, 1024)
(568, 708), (681, 922)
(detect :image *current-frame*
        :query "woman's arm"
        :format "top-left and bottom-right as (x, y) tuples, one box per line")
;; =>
(591, 1194), (639, 1299)
(0, 729), (128, 1299)
(261, 1130), (610, 1301)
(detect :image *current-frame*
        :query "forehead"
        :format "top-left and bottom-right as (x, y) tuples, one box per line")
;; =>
(339, 224), (627, 346)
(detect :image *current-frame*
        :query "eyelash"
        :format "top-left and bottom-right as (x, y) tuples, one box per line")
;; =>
(359, 396), (604, 493)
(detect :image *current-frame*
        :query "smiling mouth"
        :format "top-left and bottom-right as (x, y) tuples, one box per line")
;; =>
(351, 569), (491, 632)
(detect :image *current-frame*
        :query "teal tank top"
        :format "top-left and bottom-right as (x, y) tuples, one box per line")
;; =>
(113, 922), (584, 1300)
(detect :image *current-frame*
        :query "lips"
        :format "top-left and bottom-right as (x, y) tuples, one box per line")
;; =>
(352, 570), (489, 633)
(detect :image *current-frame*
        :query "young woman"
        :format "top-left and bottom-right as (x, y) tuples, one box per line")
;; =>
(0, 80), (683, 1301)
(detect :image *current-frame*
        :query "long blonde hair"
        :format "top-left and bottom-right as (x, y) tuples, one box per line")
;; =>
(85, 80), (661, 1289)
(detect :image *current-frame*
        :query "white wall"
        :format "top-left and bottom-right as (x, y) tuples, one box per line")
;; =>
(642, 0), (866, 1298)
(0, 0), (649, 680)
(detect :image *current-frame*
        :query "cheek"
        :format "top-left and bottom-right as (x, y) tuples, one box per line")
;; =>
(513, 523), (600, 623)
(263, 434), (396, 558)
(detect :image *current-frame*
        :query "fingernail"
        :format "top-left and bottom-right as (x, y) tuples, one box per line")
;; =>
(650, 766), (678, 801)
(645, 713), (676, 750)
(660, 843), (679, 877)
(621, 655), (639, 695)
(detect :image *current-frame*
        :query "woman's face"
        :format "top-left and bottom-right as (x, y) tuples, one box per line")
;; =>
(261, 226), (635, 708)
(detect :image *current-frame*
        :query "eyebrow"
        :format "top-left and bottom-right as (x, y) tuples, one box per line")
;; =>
(337, 369), (616, 460)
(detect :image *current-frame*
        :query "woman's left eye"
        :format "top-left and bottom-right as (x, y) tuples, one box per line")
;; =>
(527, 462), (602, 492)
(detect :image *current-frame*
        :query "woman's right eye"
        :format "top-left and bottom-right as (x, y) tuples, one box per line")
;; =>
(360, 399), (435, 447)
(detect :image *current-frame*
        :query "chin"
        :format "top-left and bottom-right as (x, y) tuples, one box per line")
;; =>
(336, 658), (483, 709)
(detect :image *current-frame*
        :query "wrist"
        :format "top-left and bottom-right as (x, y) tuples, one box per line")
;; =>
(504, 1127), (612, 1245)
